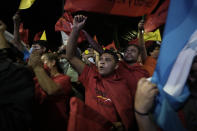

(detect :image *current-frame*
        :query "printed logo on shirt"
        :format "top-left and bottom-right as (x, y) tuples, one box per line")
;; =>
(94, 88), (113, 107)
(97, 96), (112, 102)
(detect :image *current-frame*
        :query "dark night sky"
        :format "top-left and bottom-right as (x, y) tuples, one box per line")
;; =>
(0, 0), (165, 51)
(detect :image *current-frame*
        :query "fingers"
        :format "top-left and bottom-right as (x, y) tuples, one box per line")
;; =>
(138, 78), (156, 88)
(74, 15), (87, 23)
(29, 51), (42, 68)
(137, 78), (158, 93)
(137, 77), (147, 86)
(138, 20), (144, 31)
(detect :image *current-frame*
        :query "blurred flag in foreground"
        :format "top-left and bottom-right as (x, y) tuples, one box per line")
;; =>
(152, 0), (197, 130)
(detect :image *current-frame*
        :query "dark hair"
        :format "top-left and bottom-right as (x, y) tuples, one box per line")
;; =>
(45, 53), (64, 73)
(32, 40), (49, 52)
(124, 44), (141, 55)
(147, 42), (161, 56)
(193, 55), (197, 63)
(101, 49), (119, 63)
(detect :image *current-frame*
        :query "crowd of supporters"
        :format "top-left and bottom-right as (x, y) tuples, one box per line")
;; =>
(0, 10), (196, 131)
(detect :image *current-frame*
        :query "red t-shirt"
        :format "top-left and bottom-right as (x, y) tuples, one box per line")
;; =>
(118, 61), (150, 95)
(79, 64), (136, 130)
(79, 65), (119, 122)
(34, 74), (72, 131)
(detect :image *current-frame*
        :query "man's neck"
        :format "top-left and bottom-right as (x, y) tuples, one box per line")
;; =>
(126, 61), (137, 66)
(123, 59), (137, 66)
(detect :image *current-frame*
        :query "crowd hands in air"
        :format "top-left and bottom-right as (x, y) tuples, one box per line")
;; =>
(0, 12), (196, 131)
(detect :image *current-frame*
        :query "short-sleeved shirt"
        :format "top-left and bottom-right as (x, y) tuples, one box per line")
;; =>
(79, 64), (136, 130)
(118, 61), (150, 96)
(79, 65), (119, 122)
(34, 74), (72, 131)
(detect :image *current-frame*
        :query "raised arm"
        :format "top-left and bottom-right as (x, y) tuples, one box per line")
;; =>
(28, 51), (64, 95)
(82, 30), (104, 54)
(12, 11), (26, 52)
(66, 15), (87, 74)
(0, 20), (10, 49)
(138, 20), (147, 64)
(134, 78), (158, 131)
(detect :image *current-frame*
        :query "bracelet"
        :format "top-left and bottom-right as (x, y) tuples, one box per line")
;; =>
(134, 108), (149, 116)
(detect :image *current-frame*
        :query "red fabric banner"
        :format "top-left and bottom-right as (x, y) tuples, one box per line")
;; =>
(55, 12), (86, 43)
(67, 97), (113, 131)
(64, 0), (159, 17)
(104, 41), (117, 50)
(55, 12), (73, 34)
(144, 0), (170, 32)
(33, 31), (42, 41)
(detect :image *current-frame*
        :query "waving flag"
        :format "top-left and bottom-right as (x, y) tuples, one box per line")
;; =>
(67, 97), (113, 131)
(143, 29), (161, 42)
(40, 30), (47, 40)
(55, 12), (86, 44)
(64, 0), (159, 17)
(144, 0), (170, 32)
(19, 0), (35, 9)
(151, 0), (197, 130)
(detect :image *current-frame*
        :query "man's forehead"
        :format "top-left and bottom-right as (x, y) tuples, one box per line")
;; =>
(127, 45), (138, 50)
(101, 53), (114, 58)
(32, 44), (41, 47)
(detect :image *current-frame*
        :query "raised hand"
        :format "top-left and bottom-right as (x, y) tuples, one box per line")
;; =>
(73, 15), (87, 30)
(134, 78), (159, 114)
(28, 51), (42, 69)
(13, 11), (21, 23)
(138, 19), (144, 31)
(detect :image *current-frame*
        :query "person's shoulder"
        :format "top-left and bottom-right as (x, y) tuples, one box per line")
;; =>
(117, 60), (129, 70)
(144, 56), (157, 65)
(133, 63), (150, 76)
(118, 60), (127, 66)
(81, 63), (97, 74)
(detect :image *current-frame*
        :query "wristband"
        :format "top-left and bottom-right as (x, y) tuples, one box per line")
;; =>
(134, 108), (149, 116)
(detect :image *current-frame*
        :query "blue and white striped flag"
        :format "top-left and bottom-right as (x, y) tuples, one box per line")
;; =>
(151, 0), (197, 130)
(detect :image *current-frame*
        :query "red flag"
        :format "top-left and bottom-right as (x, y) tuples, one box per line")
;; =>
(64, 0), (159, 17)
(128, 38), (139, 45)
(144, 0), (170, 32)
(19, 23), (29, 45)
(55, 12), (73, 34)
(67, 97), (113, 131)
(104, 41), (117, 50)
(34, 31), (42, 41)
(55, 12), (86, 43)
